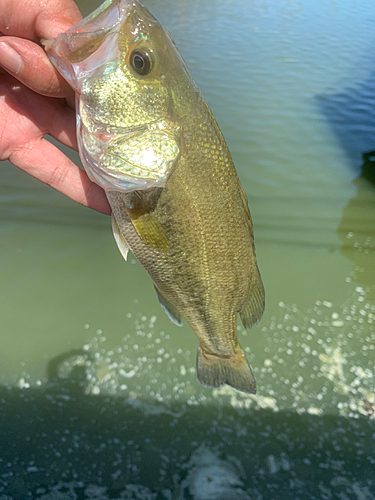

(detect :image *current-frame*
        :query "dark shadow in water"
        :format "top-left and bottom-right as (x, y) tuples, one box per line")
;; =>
(0, 351), (374, 499)
(310, 78), (375, 300)
(316, 73), (375, 175)
(317, 64), (375, 298)
(360, 150), (375, 186)
(337, 151), (375, 301)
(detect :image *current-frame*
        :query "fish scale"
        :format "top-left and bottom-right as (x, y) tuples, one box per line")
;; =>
(44, 0), (265, 394)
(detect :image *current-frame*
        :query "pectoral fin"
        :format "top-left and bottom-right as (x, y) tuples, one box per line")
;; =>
(240, 269), (265, 329)
(154, 286), (183, 326)
(196, 345), (256, 394)
(125, 193), (170, 251)
(111, 214), (129, 261)
(130, 213), (170, 250)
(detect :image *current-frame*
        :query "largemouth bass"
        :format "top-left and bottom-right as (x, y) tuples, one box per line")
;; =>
(44, 0), (265, 394)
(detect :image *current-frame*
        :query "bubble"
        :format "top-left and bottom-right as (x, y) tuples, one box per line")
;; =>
(332, 320), (344, 327)
(180, 365), (187, 376)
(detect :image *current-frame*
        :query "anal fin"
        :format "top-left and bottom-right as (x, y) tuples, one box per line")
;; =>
(154, 286), (183, 326)
(240, 268), (265, 329)
(196, 345), (256, 394)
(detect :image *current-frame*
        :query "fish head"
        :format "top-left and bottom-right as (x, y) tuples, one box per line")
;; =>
(44, 0), (197, 192)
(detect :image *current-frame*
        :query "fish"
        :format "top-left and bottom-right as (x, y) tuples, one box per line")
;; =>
(43, 0), (265, 394)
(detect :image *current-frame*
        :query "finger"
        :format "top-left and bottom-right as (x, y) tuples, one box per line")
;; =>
(35, 0), (83, 40)
(45, 100), (78, 151)
(0, 0), (82, 42)
(0, 73), (77, 151)
(9, 137), (111, 215)
(0, 37), (75, 100)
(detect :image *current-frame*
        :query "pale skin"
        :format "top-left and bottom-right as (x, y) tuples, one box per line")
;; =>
(0, 0), (111, 215)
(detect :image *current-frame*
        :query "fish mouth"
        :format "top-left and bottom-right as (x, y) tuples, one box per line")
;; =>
(43, 0), (135, 90)
(78, 117), (181, 193)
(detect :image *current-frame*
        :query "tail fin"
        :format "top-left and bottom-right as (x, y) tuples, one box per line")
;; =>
(196, 345), (256, 394)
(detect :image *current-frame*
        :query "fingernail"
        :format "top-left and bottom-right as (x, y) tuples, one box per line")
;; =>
(0, 41), (23, 74)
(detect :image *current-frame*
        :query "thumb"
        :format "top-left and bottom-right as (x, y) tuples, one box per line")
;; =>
(0, 37), (75, 102)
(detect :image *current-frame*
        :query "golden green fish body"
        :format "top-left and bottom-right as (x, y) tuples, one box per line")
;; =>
(108, 99), (265, 393)
(44, 0), (265, 393)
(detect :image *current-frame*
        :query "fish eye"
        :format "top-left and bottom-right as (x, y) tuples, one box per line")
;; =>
(129, 49), (153, 76)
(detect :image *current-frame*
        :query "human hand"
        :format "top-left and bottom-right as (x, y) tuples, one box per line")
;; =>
(0, 0), (111, 215)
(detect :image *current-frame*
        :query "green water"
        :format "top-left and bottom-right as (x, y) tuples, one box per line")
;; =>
(1, 0), (375, 498)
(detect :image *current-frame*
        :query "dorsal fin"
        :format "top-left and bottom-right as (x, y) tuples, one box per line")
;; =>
(239, 183), (251, 220)
(239, 269), (265, 329)
(238, 184), (254, 235)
